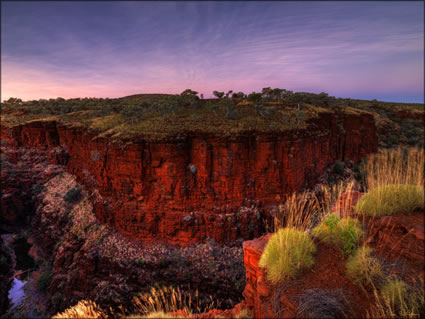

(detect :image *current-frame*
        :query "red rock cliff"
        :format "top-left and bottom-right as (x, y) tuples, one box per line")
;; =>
(1, 111), (377, 244)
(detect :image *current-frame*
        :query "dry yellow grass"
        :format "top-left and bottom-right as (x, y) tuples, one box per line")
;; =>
(52, 300), (106, 318)
(355, 147), (424, 216)
(363, 147), (424, 189)
(367, 277), (425, 318)
(131, 286), (216, 317)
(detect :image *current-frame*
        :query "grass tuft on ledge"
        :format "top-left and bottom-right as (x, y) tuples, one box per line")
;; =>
(355, 184), (424, 216)
(259, 228), (316, 284)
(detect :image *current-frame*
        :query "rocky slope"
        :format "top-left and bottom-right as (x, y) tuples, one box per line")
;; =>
(1, 111), (377, 245)
(29, 172), (245, 316)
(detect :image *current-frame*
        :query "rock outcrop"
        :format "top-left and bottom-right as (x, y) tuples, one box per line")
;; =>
(1, 111), (377, 244)
(240, 210), (425, 318)
(365, 213), (425, 263)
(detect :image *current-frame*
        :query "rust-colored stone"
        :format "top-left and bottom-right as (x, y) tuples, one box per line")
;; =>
(1, 111), (377, 244)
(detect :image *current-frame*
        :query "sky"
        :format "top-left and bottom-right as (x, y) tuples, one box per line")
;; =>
(1, 1), (424, 103)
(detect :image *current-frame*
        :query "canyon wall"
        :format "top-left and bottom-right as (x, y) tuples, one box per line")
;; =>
(241, 211), (425, 318)
(1, 111), (377, 244)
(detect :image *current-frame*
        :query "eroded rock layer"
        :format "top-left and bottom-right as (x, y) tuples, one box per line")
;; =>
(1, 111), (377, 244)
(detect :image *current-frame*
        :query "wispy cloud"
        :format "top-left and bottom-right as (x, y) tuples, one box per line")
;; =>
(1, 1), (423, 102)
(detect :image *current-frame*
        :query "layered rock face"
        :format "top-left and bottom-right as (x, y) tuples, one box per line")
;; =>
(1, 111), (377, 244)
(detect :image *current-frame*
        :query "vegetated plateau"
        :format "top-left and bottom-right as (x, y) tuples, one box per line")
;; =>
(0, 88), (424, 318)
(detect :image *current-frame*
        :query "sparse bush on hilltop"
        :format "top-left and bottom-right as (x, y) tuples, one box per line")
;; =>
(259, 228), (316, 284)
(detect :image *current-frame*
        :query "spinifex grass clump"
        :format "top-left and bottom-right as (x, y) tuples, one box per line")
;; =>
(259, 228), (316, 284)
(131, 286), (216, 317)
(345, 246), (382, 286)
(53, 300), (107, 318)
(355, 184), (424, 216)
(129, 312), (186, 318)
(367, 278), (425, 318)
(355, 147), (424, 216)
(312, 214), (363, 256)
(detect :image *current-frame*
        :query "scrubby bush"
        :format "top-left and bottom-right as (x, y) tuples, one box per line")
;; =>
(333, 161), (345, 175)
(0, 254), (8, 272)
(37, 269), (52, 292)
(312, 215), (363, 256)
(64, 185), (82, 204)
(120, 102), (151, 124)
(259, 228), (316, 284)
(31, 183), (46, 195)
(355, 184), (424, 216)
(345, 246), (382, 285)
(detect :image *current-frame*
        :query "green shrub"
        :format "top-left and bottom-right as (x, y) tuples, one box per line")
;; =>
(355, 184), (424, 216)
(31, 183), (46, 195)
(345, 246), (382, 285)
(334, 161), (345, 175)
(36, 269), (52, 292)
(34, 257), (44, 268)
(0, 254), (8, 271)
(259, 228), (316, 284)
(312, 215), (363, 256)
(63, 186), (82, 204)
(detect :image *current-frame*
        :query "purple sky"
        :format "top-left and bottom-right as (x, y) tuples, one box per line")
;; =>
(1, 1), (424, 103)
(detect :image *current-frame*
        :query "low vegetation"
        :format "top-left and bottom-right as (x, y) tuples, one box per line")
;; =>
(259, 228), (316, 284)
(52, 300), (106, 318)
(362, 147), (424, 189)
(271, 191), (320, 232)
(355, 184), (424, 216)
(36, 267), (52, 292)
(368, 278), (425, 318)
(312, 215), (364, 256)
(345, 246), (382, 286)
(131, 286), (215, 317)
(2, 89), (423, 145)
(355, 147), (424, 216)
